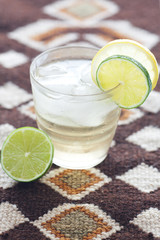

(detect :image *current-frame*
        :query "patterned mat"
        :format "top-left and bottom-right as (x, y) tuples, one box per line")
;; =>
(0, 0), (160, 239)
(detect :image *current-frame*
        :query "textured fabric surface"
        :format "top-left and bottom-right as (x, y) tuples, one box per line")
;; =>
(0, 0), (160, 239)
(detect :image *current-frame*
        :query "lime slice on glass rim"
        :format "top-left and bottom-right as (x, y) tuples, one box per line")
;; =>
(1, 127), (54, 182)
(91, 39), (159, 109)
(96, 55), (152, 109)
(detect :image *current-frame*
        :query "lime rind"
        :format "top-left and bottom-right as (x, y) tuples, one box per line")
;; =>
(91, 39), (159, 90)
(96, 55), (152, 109)
(1, 127), (54, 182)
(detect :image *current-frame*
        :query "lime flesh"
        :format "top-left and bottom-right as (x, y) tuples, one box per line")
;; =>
(92, 39), (159, 90)
(96, 55), (152, 109)
(1, 127), (54, 182)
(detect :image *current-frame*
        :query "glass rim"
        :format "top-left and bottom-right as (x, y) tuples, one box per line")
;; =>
(30, 46), (120, 98)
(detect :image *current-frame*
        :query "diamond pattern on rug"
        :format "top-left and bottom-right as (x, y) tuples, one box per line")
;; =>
(102, 20), (160, 49)
(40, 168), (111, 200)
(0, 123), (15, 150)
(0, 50), (28, 69)
(0, 165), (16, 190)
(126, 125), (160, 152)
(130, 207), (160, 238)
(84, 20), (159, 49)
(0, 82), (32, 109)
(9, 20), (79, 51)
(118, 109), (144, 126)
(18, 101), (36, 120)
(33, 203), (122, 240)
(141, 90), (160, 113)
(117, 163), (160, 193)
(1, 222), (50, 240)
(9, 18), (159, 52)
(0, 202), (29, 234)
(43, 0), (119, 23)
(0, 0), (160, 239)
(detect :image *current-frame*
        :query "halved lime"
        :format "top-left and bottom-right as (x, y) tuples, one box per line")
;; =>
(1, 127), (54, 182)
(96, 55), (152, 109)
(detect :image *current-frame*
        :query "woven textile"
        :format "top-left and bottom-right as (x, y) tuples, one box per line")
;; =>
(0, 0), (160, 239)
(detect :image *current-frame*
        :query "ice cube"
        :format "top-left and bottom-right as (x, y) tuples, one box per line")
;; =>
(71, 62), (101, 95)
(80, 62), (93, 85)
(66, 99), (117, 127)
(36, 61), (79, 94)
(37, 62), (68, 78)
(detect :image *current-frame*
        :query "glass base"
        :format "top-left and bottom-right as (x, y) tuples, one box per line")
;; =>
(53, 155), (107, 169)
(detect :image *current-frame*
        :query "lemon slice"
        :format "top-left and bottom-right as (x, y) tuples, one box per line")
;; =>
(1, 127), (54, 182)
(92, 39), (159, 89)
(96, 55), (152, 109)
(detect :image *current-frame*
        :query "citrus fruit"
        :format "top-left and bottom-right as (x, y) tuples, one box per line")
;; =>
(91, 39), (159, 90)
(1, 127), (54, 182)
(96, 55), (152, 109)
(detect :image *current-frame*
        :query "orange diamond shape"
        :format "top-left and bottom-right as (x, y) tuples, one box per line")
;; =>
(41, 206), (112, 239)
(60, 1), (105, 20)
(120, 109), (134, 121)
(47, 169), (103, 195)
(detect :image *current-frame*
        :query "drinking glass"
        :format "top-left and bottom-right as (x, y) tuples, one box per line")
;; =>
(30, 47), (120, 169)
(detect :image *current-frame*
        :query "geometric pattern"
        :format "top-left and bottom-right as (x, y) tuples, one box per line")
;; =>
(141, 90), (160, 113)
(18, 101), (36, 120)
(84, 20), (159, 50)
(0, 123), (15, 150)
(0, 202), (29, 234)
(43, 0), (119, 24)
(40, 168), (111, 200)
(117, 163), (160, 193)
(0, 0), (160, 239)
(118, 108), (144, 125)
(0, 165), (16, 190)
(33, 203), (122, 240)
(0, 82), (32, 109)
(130, 207), (160, 238)
(9, 19), (79, 51)
(8, 21), (159, 52)
(126, 126), (160, 152)
(0, 50), (28, 69)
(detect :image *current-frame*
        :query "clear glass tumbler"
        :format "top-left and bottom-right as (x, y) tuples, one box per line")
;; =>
(30, 47), (120, 169)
